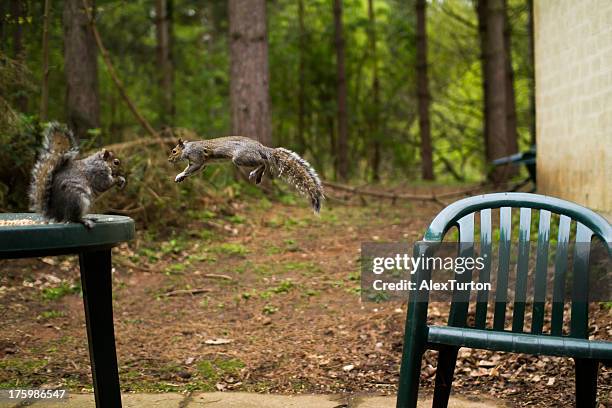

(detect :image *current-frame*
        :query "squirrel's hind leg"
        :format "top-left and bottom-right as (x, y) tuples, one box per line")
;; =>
(233, 150), (267, 184)
(64, 195), (93, 229)
(79, 218), (95, 229)
(249, 165), (266, 184)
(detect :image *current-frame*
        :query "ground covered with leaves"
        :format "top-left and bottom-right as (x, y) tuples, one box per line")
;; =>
(1, 189), (610, 407)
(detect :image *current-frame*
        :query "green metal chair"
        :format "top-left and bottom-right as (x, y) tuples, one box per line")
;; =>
(396, 193), (612, 408)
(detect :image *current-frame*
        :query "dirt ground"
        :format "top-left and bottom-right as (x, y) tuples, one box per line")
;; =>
(1, 189), (611, 407)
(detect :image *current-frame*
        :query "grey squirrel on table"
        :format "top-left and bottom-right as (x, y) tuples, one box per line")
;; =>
(29, 122), (127, 229)
(168, 136), (324, 213)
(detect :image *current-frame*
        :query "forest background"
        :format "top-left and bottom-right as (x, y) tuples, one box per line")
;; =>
(0, 0), (535, 223)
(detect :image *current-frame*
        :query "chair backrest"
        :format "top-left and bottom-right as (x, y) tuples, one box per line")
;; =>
(424, 193), (611, 339)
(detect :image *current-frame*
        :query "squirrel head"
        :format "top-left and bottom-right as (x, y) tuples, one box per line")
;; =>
(168, 139), (186, 163)
(102, 149), (125, 178)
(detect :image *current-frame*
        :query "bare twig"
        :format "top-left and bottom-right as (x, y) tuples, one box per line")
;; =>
(437, 155), (466, 182)
(164, 288), (211, 297)
(202, 274), (233, 281)
(107, 205), (146, 215)
(91, 136), (175, 154)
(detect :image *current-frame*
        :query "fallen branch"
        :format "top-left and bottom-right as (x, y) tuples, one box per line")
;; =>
(202, 273), (233, 281)
(164, 288), (211, 297)
(322, 181), (487, 204)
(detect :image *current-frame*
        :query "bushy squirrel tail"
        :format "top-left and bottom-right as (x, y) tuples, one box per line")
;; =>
(269, 148), (324, 213)
(29, 122), (79, 215)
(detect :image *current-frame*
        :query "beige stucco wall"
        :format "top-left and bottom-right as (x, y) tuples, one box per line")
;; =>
(534, 0), (612, 214)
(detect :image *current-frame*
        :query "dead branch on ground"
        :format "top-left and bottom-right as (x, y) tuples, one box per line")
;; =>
(164, 288), (211, 297)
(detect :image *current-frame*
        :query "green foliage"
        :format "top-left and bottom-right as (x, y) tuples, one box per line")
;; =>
(210, 242), (249, 257)
(41, 282), (81, 301)
(0, 110), (41, 210)
(271, 279), (295, 294)
(262, 304), (279, 315)
(0, 357), (47, 374)
(38, 310), (65, 319)
(196, 357), (245, 382)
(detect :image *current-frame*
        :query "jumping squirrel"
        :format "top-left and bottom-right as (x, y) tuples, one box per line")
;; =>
(168, 136), (324, 213)
(29, 122), (127, 229)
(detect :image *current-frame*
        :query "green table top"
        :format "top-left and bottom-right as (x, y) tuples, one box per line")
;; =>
(0, 213), (135, 258)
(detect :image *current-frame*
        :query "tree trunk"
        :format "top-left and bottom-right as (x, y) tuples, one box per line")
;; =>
(297, 0), (306, 152)
(10, 0), (23, 59)
(333, 0), (349, 181)
(0, 2), (6, 52)
(63, 0), (100, 141)
(416, 0), (434, 180)
(479, 0), (507, 183)
(368, 0), (381, 182)
(11, 0), (27, 112)
(503, 0), (518, 161)
(40, 0), (51, 121)
(476, 0), (489, 161)
(228, 0), (272, 146)
(155, 0), (174, 126)
(527, 0), (535, 146)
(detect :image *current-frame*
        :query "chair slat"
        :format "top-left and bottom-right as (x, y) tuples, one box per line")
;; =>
(475, 209), (492, 329)
(551, 215), (571, 336)
(570, 223), (594, 339)
(448, 213), (474, 327)
(531, 210), (551, 335)
(494, 207), (512, 331)
(512, 208), (531, 332)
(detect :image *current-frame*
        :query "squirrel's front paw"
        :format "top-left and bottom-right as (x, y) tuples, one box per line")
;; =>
(175, 174), (186, 183)
(116, 176), (127, 189)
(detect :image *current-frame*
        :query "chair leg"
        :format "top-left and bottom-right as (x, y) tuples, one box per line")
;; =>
(79, 250), (123, 408)
(432, 346), (459, 408)
(574, 358), (599, 408)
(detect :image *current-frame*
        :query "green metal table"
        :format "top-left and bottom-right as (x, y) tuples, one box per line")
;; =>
(0, 213), (135, 408)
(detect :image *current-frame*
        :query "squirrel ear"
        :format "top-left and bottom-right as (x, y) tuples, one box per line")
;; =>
(178, 138), (184, 147)
(102, 149), (110, 160)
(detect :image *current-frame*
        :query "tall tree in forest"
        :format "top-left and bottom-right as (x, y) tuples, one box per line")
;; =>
(297, 0), (306, 152)
(526, 0), (535, 146)
(503, 0), (518, 160)
(477, 0), (507, 183)
(63, 0), (100, 141)
(228, 0), (272, 146)
(10, 0), (27, 111)
(40, 0), (51, 120)
(155, 0), (174, 125)
(415, 0), (434, 180)
(10, 0), (23, 59)
(476, 0), (489, 155)
(0, 2), (5, 51)
(333, 0), (349, 181)
(368, 0), (381, 182)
